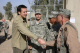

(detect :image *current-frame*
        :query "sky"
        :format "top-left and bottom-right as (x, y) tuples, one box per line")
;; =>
(0, 0), (34, 14)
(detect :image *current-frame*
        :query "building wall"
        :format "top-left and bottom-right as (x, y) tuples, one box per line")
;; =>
(66, 0), (80, 42)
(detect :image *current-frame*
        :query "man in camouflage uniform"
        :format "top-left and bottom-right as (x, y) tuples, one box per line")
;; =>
(2, 19), (9, 40)
(57, 9), (80, 53)
(49, 14), (61, 39)
(47, 14), (61, 53)
(30, 12), (51, 53)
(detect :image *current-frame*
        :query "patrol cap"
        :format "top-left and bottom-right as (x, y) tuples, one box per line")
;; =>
(51, 11), (59, 18)
(35, 12), (42, 15)
(59, 9), (71, 16)
(49, 14), (57, 19)
(51, 11), (59, 15)
(35, 9), (42, 15)
(59, 9), (71, 19)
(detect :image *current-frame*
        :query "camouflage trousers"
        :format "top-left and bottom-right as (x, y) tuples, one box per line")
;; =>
(32, 47), (46, 53)
(57, 47), (67, 53)
(46, 46), (57, 53)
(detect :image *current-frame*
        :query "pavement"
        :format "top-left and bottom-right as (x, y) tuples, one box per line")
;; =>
(0, 39), (13, 53)
(0, 21), (13, 53)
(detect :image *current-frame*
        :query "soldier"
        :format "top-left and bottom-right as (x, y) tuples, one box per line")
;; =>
(12, 5), (46, 53)
(49, 14), (61, 38)
(0, 22), (3, 32)
(47, 14), (61, 53)
(57, 9), (80, 53)
(2, 19), (9, 40)
(30, 11), (51, 53)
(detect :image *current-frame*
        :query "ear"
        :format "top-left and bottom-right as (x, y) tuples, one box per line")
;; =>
(18, 12), (21, 15)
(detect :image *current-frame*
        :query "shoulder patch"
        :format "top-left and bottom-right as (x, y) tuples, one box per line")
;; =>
(64, 27), (67, 31)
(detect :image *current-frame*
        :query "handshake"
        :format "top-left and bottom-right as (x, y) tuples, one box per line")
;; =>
(28, 38), (55, 49)
(38, 38), (55, 46)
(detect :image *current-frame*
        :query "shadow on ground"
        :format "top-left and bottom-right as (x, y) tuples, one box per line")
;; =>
(0, 35), (12, 44)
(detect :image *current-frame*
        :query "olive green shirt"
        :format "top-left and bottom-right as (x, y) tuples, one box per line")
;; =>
(12, 15), (38, 50)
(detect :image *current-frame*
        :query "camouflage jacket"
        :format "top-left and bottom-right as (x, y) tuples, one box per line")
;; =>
(30, 19), (52, 46)
(50, 23), (61, 40)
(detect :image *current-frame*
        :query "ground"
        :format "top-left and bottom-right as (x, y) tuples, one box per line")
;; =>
(0, 21), (13, 53)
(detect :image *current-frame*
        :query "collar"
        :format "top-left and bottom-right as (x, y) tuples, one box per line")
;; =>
(36, 20), (43, 24)
(18, 15), (27, 23)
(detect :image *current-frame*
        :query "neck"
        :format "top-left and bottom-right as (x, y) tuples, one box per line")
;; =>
(60, 21), (63, 25)
(63, 22), (66, 25)
(63, 21), (69, 25)
(54, 22), (58, 25)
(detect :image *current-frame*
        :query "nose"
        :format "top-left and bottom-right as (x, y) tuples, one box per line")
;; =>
(25, 12), (27, 15)
(25, 12), (27, 14)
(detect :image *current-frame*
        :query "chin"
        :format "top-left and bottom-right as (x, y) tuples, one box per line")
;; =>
(24, 17), (26, 18)
(23, 16), (27, 18)
(37, 18), (41, 19)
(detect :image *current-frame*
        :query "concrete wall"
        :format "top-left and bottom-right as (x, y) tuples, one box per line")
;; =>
(66, 0), (80, 42)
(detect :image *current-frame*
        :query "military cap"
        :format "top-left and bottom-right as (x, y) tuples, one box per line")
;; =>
(51, 11), (59, 15)
(49, 14), (57, 19)
(35, 12), (42, 15)
(51, 11), (59, 18)
(59, 9), (71, 16)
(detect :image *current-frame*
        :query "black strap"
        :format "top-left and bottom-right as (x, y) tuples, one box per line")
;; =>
(63, 27), (69, 53)
(66, 22), (76, 30)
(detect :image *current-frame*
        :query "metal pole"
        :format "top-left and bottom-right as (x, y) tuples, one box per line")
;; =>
(54, 0), (56, 10)
(28, 0), (34, 26)
(49, 0), (51, 5)
(45, 6), (49, 22)
(64, 0), (66, 9)
(63, 0), (64, 9)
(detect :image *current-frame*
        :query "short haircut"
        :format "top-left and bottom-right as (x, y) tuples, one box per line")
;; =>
(63, 14), (71, 20)
(57, 14), (71, 20)
(17, 5), (27, 15)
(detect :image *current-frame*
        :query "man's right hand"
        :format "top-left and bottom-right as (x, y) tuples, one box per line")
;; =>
(46, 41), (55, 46)
(38, 38), (46, 45)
